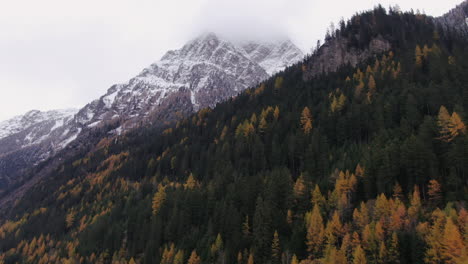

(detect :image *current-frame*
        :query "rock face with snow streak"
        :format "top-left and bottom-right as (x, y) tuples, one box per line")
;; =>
(241, 39), (305, 75)
(0, 32), (304, 195)
(0, 109), (78, 152)
(0, 109), (79, 193)
(75, 33), (303, 130)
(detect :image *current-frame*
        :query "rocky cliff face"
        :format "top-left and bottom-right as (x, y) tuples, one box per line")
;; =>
(0, 109), (78, 154)
(0, 109), (79, 194)
(303, 2), (468, 80)
(303, 35), (391, 79)
(241, 39), (305, 75)
(75, 33), (278, 131)
(71, 33), (304, 134)
(436, 0), (468, 36)
(0, 33), (304, 196)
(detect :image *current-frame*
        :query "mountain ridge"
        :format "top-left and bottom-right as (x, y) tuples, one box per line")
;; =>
(1, 5), (467, 264)
(0, 33), (304, 197)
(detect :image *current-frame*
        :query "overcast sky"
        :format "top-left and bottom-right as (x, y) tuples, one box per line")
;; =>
(0, 0), (463, 121)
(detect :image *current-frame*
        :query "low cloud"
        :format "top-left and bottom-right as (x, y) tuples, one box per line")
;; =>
(0, 0), (463, 121)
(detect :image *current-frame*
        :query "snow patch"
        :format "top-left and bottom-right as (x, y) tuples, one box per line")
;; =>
(88, 121), (101, 128)
(103, 91), (118, 108)
(51, 119), (64, 131)
(58, 128), (81, 149)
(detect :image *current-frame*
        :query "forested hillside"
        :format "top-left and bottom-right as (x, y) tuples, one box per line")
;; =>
(1, 6), (468, 264)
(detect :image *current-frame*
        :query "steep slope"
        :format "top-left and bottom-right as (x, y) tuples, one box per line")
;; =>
(75, 33), (271, 131)
(436, 0), (468, 36)
(1, 6), (467, 264)
(303, 3), (467, 79)
(0, 109), (79, 194)
(0, 109), (78, 152)
(241, 39), (305, 75)
(0, 109), (76, 140)
(0, 33), (303, 196)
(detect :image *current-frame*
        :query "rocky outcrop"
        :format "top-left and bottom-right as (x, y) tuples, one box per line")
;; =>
(0, 109), (79, 155)
(0, 109), (79, 194)
(241, 39), (305, 75)
(436, 0), (468, 36)
(303, 35), (391, 79)
(302, 1), (467, 80)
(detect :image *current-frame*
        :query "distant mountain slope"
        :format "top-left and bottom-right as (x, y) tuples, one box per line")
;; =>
(436, 0), (468, 36)
(0, 109), (78, 151)
(75, 33), (303, 131)
(241, 39), (305, 75)
(0, 5), (467, 264)
(0, 33), (303, 198)
(0, 109), (79, 194)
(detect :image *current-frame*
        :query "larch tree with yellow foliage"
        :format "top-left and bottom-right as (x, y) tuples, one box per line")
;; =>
(441, 217), (465, 264)
(152, 187), (166, 215)
(437, 106), (466, 142)
(449, 112), (466, 139)
(311, 184), (326, 209)
(65, 211), (75, 229)
(187, 250), (201, 264)
(428, 179), (442, 207)
(415, 45), (423, 66)
(258, 117), (268, 134)
(424, 209), (446, 264)
(352, 245), (367, 264)
(408, 185), (422, 222)
(273, 106), (280, 121)
(300, 107), (313, 135)
(184, 173), (198, 189)
(293, 174), (307, 200)
(367, 75), (376, 102)
(291, 254), (299, 264)
(274, 76), (284, 93)
(387, 232), (400, 264)
(306, 204), (325, 258)
(173, 250), (184, 264)
(271, 230), (281, 264)
(247, 253), (254, 264)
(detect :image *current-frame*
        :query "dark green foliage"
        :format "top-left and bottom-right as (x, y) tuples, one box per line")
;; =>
(1, 6), (468, 264)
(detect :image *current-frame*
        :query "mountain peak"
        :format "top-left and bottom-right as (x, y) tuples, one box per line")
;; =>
(0, 33), (304, 186)
(183, 32), (223, 51)
(0, 108), (78, 147)
(241, 38), (304, 75)
(79, 33), (304, 129)
(196, 32), (222, 43)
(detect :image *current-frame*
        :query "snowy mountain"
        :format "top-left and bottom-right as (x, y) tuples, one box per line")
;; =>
(0, 109), (79, 194)
(0, 109), (79, 158)
(0, 32), (304, 194)
(241, 39), (305, 75)
(0, 109), (77, 144)
(74, 33), (303, 131)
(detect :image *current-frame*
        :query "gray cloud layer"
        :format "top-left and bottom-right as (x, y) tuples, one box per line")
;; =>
(0, 0), (463, 121)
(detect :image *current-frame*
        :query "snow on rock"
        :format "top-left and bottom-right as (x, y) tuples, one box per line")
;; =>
(74, 32), (303, 130)
(241, 39), (304, 75)
(0, 32), (304, 185)
(0, 109), (77, 141)
(57, 128), (81, 149)
(0, 108), (79, 181)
